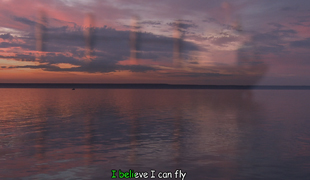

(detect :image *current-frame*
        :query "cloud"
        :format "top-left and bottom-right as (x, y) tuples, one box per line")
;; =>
(290, 38), (310, 48)
(248, 26), (298, 55)
(0, 33), (14, 40)
(167, 20), (198, 30)
(0, 20), (199, 73)
(0, 53), (36, 61)
(210, 34), (239, 47)
(13, 16), (36, 26)
(139, 20), (161, 26)
(1, 0), (310, 85)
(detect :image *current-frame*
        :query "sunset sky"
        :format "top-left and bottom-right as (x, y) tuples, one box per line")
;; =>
(0, 0), (310, 85)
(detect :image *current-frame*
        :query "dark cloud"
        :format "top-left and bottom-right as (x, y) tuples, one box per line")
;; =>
(167, 21), (198, 30)
(40, 53), (83, 65)
(252, 28), (297, 43)
(13, 16), (36, 26)
(0, 54), (36, 61)
(139, 21), (161, 25)
(11, 64), (61, 71)
(274, 29), (297, 37)
(248, 27), (297, 55)
(255, 44), (285, 55)
(189, 61), (199, 64)
(0, 41), (34, 50)
(2, 23), (198, 73)
(290, 38), (310, 48)
(0, 42), (18, 48)
(0, 33), (14, 40)
(268, 22), (285, 29)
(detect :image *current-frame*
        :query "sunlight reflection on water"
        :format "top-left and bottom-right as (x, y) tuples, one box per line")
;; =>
(0, 89), (309, 180)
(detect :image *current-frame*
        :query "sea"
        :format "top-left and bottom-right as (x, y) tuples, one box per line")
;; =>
(0, 88), (309, 180)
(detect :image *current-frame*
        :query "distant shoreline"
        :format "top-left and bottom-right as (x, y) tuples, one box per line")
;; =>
(0, 83), (310, 90)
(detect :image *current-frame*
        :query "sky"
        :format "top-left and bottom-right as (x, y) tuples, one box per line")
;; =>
(0, 0), (310, 85)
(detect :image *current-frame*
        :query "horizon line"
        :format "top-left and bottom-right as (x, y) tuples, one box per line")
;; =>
(0, 83), (310, 90)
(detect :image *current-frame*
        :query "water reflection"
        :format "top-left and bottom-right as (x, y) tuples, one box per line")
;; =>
(84, 115), (95, 164)
(0, 89), (309, 179)
(173, 109), (182, 165)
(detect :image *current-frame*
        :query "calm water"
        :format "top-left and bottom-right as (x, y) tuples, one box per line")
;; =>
(0, 89), (309, 180)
